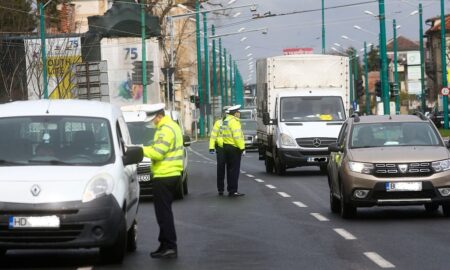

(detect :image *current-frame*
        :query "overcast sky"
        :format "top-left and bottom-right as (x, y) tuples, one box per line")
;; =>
(204, 0), (445, 83)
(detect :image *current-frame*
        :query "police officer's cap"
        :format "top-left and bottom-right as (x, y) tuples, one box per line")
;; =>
(142, 103), (166, 121)
(227, 104), (241, 114)
(223, 105), (231, 113)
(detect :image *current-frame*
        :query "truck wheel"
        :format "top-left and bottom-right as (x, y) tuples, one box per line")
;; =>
(265, 156), (274, 173)
(183, 176), (188, 195)
(126, 219), (138, 252)
(100, 216), (127, 264)
(274, 152), (286, 176)
(174, 178), (184, 200)
(340, 182), (356, 219)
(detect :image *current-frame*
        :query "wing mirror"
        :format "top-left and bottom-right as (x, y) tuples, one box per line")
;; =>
(262, 112), (277, 125)
(328, 143), (343, 153)
(444, 138), (450, 148)
(123, 146), (144, 166)
(183, 135), (191, 147)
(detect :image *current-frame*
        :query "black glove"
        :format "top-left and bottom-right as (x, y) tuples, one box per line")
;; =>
(209, 149), (215, 154)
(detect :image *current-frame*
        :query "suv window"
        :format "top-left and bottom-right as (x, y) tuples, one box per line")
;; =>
(350, 122), (442, 148)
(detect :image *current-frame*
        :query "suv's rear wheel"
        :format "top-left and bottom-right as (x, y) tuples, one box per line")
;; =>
(100, 217), (127, 264)
(442, 203), (450, 217)
(339, 182), (356, 219)
(425, 203), (439, 213)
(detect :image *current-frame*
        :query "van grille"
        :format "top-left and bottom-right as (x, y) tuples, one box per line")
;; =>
(0, 224), (84, 243)
(296, 137), (337, 148)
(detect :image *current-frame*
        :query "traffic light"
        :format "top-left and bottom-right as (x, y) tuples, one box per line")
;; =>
(375, 80), (382, 97)
(356, 79), (364, 98)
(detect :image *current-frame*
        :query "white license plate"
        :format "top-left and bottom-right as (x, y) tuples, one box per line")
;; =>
(307, 157), (328, 163)
(245, 140), (252, 144)
(385, 182), (422, 192)
(138, 174), (151, 182)
(9, 216), (60, 229)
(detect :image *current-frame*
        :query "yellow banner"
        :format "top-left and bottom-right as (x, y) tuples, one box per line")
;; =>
(47, 56), (81, 99)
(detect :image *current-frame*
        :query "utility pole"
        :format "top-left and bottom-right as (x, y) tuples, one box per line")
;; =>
(364, 41), (370, 115)
(141, 0), (147, 104)
(212, 25), (218, 118)
(350, 51), (354, 111)
(39, 1), (50, 99)
(322, 0), (325, 54)
(219, 38), (224, 109)
(354, 49), (358, 111)
(379, 0), (390, 115)
(203, 12), (211, 135)
(441, 0), (449, 129)
(195, 0), (204, 137)
(229, 54), (233, 104)
(224, 48), (228, 106)
(419, 3), (426, 112)
(393, 19), (400, 114)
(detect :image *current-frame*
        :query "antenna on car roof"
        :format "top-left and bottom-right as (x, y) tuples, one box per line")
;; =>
(414, 111), (427, 121)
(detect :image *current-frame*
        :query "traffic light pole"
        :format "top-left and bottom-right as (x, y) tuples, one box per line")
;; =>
(419, 3), (426, 112)
(441, 0), (449, 129)
(224, 48), (228, 106)
(39, 2), (49, 99)
(322, 0), (325, 54)
(229, 54), (233, 104)
(350, 51), (354, 111)
(195, 0), (204, 137)
(141, 0), (147, 104)
(353, 50), (358, 110)
(393, 19), (400, 114)
(219, 38), (224, 109)
(379, 0), (390, 115)
(212, 25), (218, 118)
(364, 41), (370, 115)
(203, 12), (211, 135)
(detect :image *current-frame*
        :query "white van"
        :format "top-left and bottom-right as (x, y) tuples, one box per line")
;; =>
(0, 100), (143, 263)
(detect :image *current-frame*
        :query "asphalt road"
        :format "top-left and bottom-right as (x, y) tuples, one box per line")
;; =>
(2, 141), (450, 269)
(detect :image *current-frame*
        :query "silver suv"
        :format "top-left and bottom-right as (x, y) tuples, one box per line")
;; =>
(328, 113), (450, 218)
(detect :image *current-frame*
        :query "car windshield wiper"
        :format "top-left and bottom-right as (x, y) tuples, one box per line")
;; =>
(0, 159), (28, 165)
(28, 159), (74, 166)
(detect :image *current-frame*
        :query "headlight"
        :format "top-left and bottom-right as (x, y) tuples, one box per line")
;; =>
(280, 133), (296, 147)
(348, 161), (374, 174)
(82, 173), (114, 203)
(432, 159), (450, 172)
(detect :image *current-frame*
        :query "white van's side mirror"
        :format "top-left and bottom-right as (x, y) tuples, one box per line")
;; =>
(123, 146), (143, 165)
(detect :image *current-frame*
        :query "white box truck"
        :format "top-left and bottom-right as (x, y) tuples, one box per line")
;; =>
(256, 54), (350, 175)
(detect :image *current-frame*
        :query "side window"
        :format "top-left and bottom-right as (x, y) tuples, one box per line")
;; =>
(337, 122), (348, 146)
(116, 121), (126, 156)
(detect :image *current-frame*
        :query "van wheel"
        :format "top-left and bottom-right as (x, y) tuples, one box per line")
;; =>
(183, 176), (188, 195)
(100, 216), (127, 264)
(126, 219), (138, 252)
(340, 182), (356, 219)
(424, 203), (439, 213)
(320, 164), (328, 174)
(265, 156), (274, 173)
(442, 203), (450, 217)
(274, 151), (286, 176)
(174, 178), (184, 200)
(330, 189), (340, 214)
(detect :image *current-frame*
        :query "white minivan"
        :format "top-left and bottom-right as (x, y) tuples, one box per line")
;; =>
(0, 100), (143, 263)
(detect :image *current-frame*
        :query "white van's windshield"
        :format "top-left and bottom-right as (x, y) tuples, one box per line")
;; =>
(126, 122), (155, 146)
(0, 116), (114, 166)
(280, 96), (346, 122)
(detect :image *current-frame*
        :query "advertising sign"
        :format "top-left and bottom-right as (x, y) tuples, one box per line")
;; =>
(283, 48), (314, 55)
(25, 37), (82, 100)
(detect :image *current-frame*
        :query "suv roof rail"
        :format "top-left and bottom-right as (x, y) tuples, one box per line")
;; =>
(351, 112), (360, 123)
(414, 111), (428, 121)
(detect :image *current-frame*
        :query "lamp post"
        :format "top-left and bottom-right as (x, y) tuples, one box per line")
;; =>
(322, 0), (325, 54)
(364, 42), (370, 115)
(393, 19), (400, 114)
(229, 54), (234, 104)
(195, 1), (204, 137)
(219, 39), (224, 108)
(39, 0), (54, 99)
(441, 0), (448, 129)
(378, 0), (390, 115)
(224, 48), (228, 106)
(212, 25), (218, 117)
(203, 12), (211, 135)
(419, 4), (426, 112)
(141, 0), (148, 103)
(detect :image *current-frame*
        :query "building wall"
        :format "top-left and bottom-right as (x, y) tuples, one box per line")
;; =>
(72, 0), (110, 33)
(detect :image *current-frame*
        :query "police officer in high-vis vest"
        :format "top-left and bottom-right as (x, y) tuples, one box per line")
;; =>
(209, 106), (230, 195)
(142, 103), (183, 259)
(222, 105), (245, 197)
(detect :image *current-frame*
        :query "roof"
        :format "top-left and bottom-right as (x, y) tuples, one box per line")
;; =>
(353, 115), (428, 124)
(425, 14), (450, 35)
(386, 36), (419, 52)
(0, 100), (119, 119)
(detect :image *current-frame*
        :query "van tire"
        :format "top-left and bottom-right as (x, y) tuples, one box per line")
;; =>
(174, 178), (184, 200)
(442, 203), (450, 217)
(126, 219), (138, 252)
(183, 176), (188, 195)
(265, 156), (274, 174)
(274, 154), (286, 176)
(100, 216), (127, 264)
(424, 203), (439, 213)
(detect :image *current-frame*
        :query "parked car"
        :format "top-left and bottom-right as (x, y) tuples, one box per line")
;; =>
(121, 105), (190, 199)
(0, 100), (143, 263)
(328, 113), (450, 218)
(241, 119), (258, 150)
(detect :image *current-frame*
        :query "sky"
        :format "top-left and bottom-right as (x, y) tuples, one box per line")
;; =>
(203, 0), (446, 84)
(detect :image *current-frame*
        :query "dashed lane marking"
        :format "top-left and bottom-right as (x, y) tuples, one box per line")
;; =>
(246, 174), (255, 178)
(77, 267), (93, 270)
(254, 178), (265, 183)
(241, 170), (247, 173)
(333, 228), (357, 240)
(188, 147), (214, 162)
(265, 184), (276, 189)
(292, 201), (308, 208)
(277, 192), (291, 198)
(364, 252), (395, 268)
(310, 213), (329, 221)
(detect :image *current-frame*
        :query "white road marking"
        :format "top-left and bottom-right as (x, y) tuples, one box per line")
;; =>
(310, 213), (329, 221)
(77, 267), (93, 270)
(241, 170), (247, 173)
(333, 228), (357, 240)
(265, 184), (276, 189)
(254, 178), (264, 183)
(188, 147), (215, 162)
(277, 192), (291, 198)
(292, 201), (308, 208)
(364, 252), (395, 268)
(246, 174), (255, 178)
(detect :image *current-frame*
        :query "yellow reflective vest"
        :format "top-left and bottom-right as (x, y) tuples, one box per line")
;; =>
(209, 119), (224, 149)
(222, 114), (245, 150)
(143, 115), (184, 178)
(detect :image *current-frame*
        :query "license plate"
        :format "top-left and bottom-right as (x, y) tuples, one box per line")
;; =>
(245, 140), (252, 144)
(307, 157), (328, 163)
(138, 174), (151, 182)
(385, 182), (422, 192)
(9, 216), (60, 229)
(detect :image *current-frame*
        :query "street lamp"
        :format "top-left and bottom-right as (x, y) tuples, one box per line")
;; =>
(353, 25), (378, 36)
(410, 4), (426, 112)
(440, 0), (448, 128)
(39, 0), (55, 99)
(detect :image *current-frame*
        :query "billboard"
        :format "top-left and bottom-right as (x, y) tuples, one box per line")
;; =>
(25, 37), (82, 100)
(100, 37), (160, 106)
(283, 48), (314, 55)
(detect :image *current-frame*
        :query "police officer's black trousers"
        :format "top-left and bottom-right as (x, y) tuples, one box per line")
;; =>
(223, 144), (242, 193)
(216, 147), (226, 192)
(152, 176), (179, 250)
